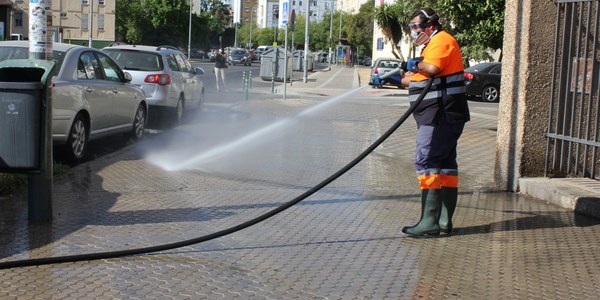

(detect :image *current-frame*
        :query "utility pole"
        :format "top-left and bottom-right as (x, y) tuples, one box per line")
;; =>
(188, 0), (192, 58)
(328, 1), (333, 71)
(28, 0), (54, 222)
(338, 8), (342, 65)
(89, 0), (94, 47)
(303, 0), (309, 83)
(249, 5), (257, 49)
(234, 23), (238, 48)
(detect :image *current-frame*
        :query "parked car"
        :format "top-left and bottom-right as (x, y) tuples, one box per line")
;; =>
(0, 41), (148, 163)
(363, 56), (372, 66)
(464, 62), (502, 102)
(189, 48), (206, 59)
(369, 57), (404, 88)
(228, 49), (251, 66)
(102, 44), (205, 126)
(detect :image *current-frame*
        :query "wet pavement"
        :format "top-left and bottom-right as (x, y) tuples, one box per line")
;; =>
(1, 64), (600, 299)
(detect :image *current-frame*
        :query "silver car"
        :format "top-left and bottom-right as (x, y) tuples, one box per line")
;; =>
(102, 45), (205, 126)
(0, 41), (148, 163)
(369, 57), (404, 88)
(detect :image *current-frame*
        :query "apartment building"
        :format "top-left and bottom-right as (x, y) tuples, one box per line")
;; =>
(2, 0), (116, 48)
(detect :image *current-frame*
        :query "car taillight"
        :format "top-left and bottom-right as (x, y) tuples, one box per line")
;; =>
(464, 72), (474, 80)
(374, 67), (379, 75)
(144, 74), (171, 86)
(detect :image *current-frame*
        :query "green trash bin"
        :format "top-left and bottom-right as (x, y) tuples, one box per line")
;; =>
(0, 59), (55, 173)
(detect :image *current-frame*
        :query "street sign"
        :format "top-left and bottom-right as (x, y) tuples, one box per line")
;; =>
(279, 0), (289, 27)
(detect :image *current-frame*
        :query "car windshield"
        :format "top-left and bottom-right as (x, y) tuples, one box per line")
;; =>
(232, 50), (246, 55)
(103, 49), (163, 71)
(0, 46), (66, 64)
(378, 60), (400, 68)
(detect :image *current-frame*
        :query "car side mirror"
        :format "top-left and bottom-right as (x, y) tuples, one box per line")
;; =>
(123, 71), (133, 83)
(195, 67), (204, 75)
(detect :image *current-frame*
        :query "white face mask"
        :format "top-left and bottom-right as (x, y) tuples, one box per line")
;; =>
(411, 30), (421, 40)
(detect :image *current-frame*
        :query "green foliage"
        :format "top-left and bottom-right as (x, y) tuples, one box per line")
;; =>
(116, 0), (231, 51)
(115, 0), (503, 60)
(374, 0), (505, 61)
(346, 1), (375, 57)
(434, 0), (505, 60)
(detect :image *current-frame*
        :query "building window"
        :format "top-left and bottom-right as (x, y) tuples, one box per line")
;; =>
(81, 14), (89, 30)
(98, 0), (105, 5)
(82, 0), (89, 4)
(299, 1), (302, 6)
(14, 12), (23, 27)
(377, 38), (384, 50)
(313, 1), (317, 6)
(60, 12), (67, 19)
(98, 15), (105, 31)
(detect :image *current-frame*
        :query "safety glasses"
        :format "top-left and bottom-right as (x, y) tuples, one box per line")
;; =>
(409, 22), (431, 30)
(408, 22), (422, 30)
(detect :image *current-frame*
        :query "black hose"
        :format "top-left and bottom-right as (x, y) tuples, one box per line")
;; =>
(0, 77), (434, 270)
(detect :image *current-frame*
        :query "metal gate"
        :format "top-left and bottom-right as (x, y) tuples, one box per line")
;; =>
(546, 0), (600, 180)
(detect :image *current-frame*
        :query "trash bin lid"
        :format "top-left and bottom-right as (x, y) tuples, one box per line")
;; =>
(0, 81), (42, 90)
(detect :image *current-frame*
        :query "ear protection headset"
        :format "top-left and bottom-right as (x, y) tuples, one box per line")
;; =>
(418, 9), (439, 28)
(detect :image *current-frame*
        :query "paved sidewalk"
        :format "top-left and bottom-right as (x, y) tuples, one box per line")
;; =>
(1, 65), (600, 299)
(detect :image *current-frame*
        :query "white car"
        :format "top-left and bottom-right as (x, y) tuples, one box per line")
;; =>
(0, 41), (148, 163)
(102, 44), (205, 126)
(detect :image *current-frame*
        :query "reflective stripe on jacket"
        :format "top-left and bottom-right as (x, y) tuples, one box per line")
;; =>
(409, 72), (470, 125)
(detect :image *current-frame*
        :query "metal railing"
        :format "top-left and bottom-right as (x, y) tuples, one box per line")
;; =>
(546, 0), (600, 180)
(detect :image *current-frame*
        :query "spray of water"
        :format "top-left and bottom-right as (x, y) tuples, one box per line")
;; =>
(146, 87), (364, 172)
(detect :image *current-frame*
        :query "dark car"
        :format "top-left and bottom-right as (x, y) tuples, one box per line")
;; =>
(464, 62), (501, 102)
(189, 49), (206, 59)
(228, 49), (250, 66)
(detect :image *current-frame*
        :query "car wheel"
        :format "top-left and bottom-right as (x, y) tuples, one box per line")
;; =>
(199, 88), (205, 112)
(64, 114), (88, 163)
(482, 85), (500, 102)
(172, 96), (184, 126)
(128, 104), (147, 140)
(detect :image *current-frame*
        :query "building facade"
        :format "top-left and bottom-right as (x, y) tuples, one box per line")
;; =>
(370, 0), (411, 63)
(2, 0), (116, 48)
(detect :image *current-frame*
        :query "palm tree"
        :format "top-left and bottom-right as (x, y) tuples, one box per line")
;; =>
(374, 2), (410, 61)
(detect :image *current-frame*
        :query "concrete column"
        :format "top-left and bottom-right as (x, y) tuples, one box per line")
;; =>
(495, 0), (555, 191)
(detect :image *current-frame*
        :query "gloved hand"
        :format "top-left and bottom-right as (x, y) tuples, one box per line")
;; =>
(370, 74), (382, 86)
(401, 57), (424, 72)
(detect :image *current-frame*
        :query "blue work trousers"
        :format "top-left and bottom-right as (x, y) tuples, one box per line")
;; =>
(415, 119), (465, 174)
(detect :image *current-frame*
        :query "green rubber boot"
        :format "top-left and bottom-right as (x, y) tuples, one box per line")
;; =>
(439, 187), (458, 234)
(402, 189), (442, 237)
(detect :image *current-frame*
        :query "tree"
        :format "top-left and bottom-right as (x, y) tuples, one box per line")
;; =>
(116, 0), (231, 51)
(374, 2), (410, 60)
(430, 0), (505, 61)
(345, 1), (375, 58)
(374, 0), (505, 62)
